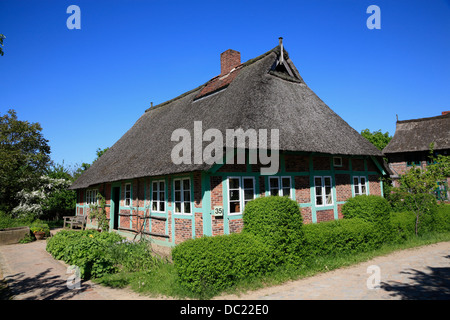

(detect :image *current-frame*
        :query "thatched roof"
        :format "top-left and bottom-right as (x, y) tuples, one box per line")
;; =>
(70, 45), (382, 189)
(383, 113), (450, 154)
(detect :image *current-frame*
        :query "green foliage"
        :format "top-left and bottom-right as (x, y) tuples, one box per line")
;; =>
(360, 128), (392, 151)
(108, 239), (163, 273)
(172, 233), (274, 297)
(242, 196), (305, 265)
(30, 220), (50, 236)
(0, 34), (5, 56)
(88, 192), (109, 231)
(0, 109), (51, 213)
(46, 230), (124, 279)
(390, 150), (449, 235)
(302, 218), (383, 257)
(341, 195), (391, 224)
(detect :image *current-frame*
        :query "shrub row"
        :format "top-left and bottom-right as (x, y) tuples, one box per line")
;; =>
(302, 218), (383, 258)
(172, 195), (450, 296)
(171, 232), (273, 296)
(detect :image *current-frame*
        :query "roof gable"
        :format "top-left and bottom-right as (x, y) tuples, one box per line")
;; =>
(383, 113), (450, 154)
(71, 44), (382, 189)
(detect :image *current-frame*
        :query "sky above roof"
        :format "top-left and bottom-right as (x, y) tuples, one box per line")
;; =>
(1, 0), (449, 168)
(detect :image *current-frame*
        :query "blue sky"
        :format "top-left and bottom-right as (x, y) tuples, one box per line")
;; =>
(1, 0), (449, 168)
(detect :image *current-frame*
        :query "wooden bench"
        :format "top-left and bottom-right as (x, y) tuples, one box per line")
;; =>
(63, 215), (87, 230)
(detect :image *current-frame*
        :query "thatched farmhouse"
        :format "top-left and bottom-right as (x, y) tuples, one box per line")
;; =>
(70, 40), (386, 248)
(383, 112), (450, 199)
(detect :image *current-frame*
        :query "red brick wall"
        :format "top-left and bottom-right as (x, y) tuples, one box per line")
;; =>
(316, 209), (334, 223)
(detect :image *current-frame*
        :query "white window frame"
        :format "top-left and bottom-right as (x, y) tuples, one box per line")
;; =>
(314, 176), (333, 206)
(268, 176), (292, 198)
(151, 180), (166, 213)
(173, 177), (191, 215)
(353, 176), (368, 196)
(124, 183), (132, 207)
(333, 156), (343, 167)
(86, 189), (98, 205)
(227, 176), (256, 215)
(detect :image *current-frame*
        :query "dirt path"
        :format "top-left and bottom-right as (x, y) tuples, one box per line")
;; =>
(216, 241), (450, 300)
(1, 237), (449, 300)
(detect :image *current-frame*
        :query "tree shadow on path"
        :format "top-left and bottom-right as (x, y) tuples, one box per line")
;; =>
(381, 255), (450, 300)
(4, 267), (92, 300)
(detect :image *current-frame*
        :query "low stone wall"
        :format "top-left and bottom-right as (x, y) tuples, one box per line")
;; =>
(0, 227), (30, 245)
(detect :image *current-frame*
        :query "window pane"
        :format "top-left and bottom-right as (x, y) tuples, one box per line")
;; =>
(159, 201), (165, 212)
(315, 186), (322, 196)
(183, 190), (190, 202)
(230, 201), (240, 213)
(324, 177), (331, 186)
(316, 195), (323, 205)
(153, 182), (158, 191)
(326, 193), (333, 205)
(175, 202), (181, 213)
(282, 187), (291, 197)
(325, 186), (332, 197)
(183, 179), (190, 191)
(361, 184), (366, 194)
(244, 189), (254, 201)
(270, 188), (279, 196)
(353, 177), (359, 186)
(269, 178), (279, 189)
(315, 177), (322, 187)
(152, 191), (158, 201)
(159, 181), (164, 191)
(175, 191), (181, 202)
(243, 178), (253, 189)
(152, 201), (157, 211)
(230, 190), (240, 201)
(229, 178), (240, 189)
(159, 190), (165, 201)
(282, 177), (290, 189)
(184, 202), (191, 214)
(354, 185), (360, 195)
(174, 180), (181, 190)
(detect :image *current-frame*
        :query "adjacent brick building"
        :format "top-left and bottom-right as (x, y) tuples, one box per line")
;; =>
(383, 112), (450, 200)
(70, 40), (386, 250)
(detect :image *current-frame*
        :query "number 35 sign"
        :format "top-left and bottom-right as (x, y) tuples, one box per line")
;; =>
(213, 206), (224, 216)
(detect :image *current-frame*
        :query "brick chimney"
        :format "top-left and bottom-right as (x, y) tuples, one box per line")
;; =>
(220, 49), (241, 75)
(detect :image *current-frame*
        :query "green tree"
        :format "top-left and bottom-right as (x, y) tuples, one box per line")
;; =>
(360, 129), (392, 151)
(0, 34), (5, 56)
(72, 147), (109, 180)
(0, 109), (51, 213)
(392, 147), (450, 235)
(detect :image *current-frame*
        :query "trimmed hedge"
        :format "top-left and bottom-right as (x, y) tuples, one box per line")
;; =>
(171, 233), (273, 296)
(341, 195), (394, 241)
(302, 218), (383, 257)
(242, 196), (305, 265)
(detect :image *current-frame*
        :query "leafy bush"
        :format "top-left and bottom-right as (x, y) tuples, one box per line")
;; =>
(302, 218), (383, 258)
(108, 239), (163, 273)
(172, 233), (273, 297)
(341, 195), (394, 241)
(46, 230), (124, 279)
(341, 195), (390, 224)
(242, 196), (305, 265)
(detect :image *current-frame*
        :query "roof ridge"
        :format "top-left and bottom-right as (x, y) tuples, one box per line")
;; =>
(145, 45), (282, 113)
(397, 112), (450, 124)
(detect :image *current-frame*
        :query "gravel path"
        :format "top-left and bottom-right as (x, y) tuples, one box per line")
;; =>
(216, 241), (450, 300)
(1, 237), (449, 300)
